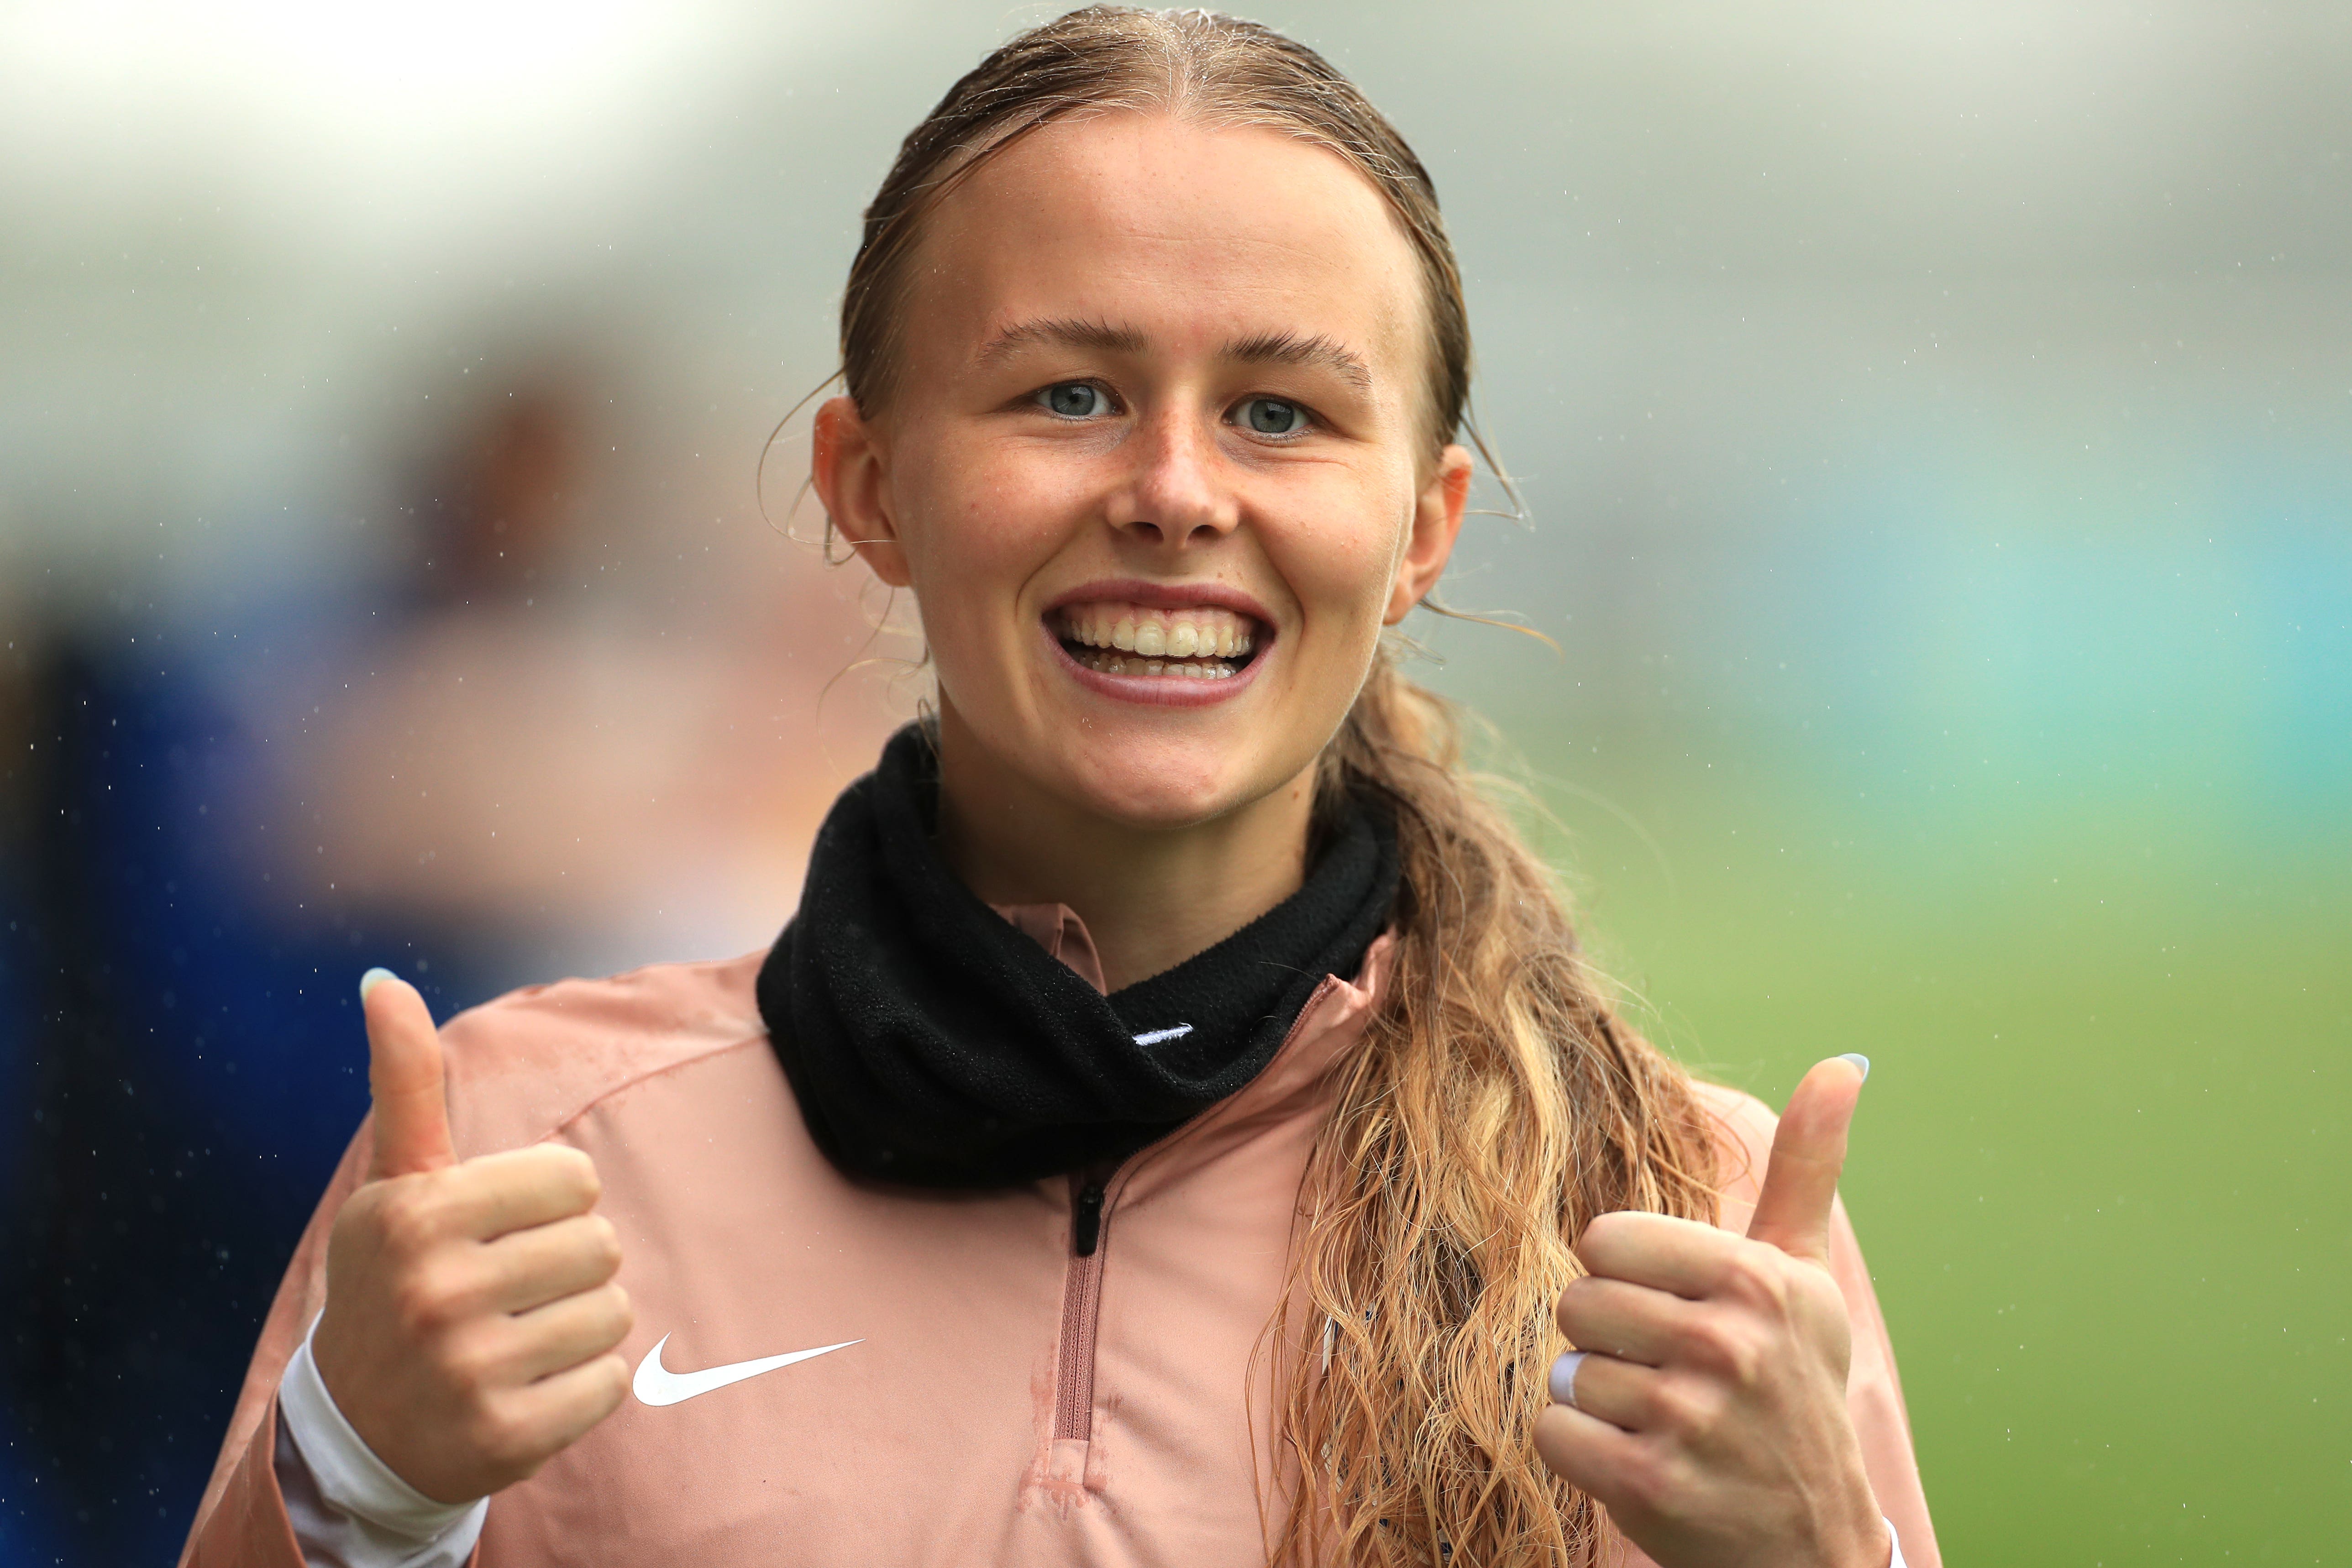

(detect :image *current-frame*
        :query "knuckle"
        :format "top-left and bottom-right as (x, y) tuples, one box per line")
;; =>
(1553, 1277), (1597, 1334)
(1721, 1244), (1793, 1311)
(1650, 1374), (1725, 1441)
(1676, 1313), (1763, 1386)
(1646, 1375), (1697, 1432)
(1723, 1326), (1773, 1389)
(375, 1185), (445, 1255)
(1575, 1210), (1633, 1257)
(602, 1284), (636, 1343)
(441, 1324), (508, 1390)
(396, 1255), (488, 1339)
(594, 1352), (632, 1409)
(1613, 1442), (1675, 1516)
(584, 1215), (624, 1274)
(388, 1268), (455, 1337)
(546, 1144), (602, 1206)
(442, 1342), (493, 1391)
(1530, 1405), (1576, 1477)
(467, 1398), (540, 1473)
(1792, 1265), (1848, 1322)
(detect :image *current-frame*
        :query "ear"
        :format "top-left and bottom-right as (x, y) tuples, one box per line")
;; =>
(1383, 442), (1472, 625)
(812, 393), (911, 588)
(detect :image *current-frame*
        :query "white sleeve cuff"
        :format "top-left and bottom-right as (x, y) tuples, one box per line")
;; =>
(274, 1317), (488, 1568)
(1886, 1515), (1909, 1568)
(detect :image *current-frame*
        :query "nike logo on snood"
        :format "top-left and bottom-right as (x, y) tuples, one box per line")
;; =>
(631, 1333), (861, 1407)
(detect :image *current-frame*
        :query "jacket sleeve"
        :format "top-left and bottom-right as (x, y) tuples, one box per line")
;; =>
(178, 1119), (373, 1568)
(1685, 1081), (1942, 1568)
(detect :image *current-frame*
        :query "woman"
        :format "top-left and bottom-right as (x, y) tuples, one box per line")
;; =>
(183, 9), (1936, 1566)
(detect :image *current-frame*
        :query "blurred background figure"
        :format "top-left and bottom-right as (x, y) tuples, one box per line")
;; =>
(1, 3), (2346, 1563)
(0, 325), (892, 1561)
(285, 350), (890, 986)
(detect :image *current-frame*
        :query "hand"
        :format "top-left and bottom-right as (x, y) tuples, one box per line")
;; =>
(1533, 1057), (1891, 1568)
(310, 970), (634, 1504)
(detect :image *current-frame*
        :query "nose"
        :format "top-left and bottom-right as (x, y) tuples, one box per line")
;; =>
(1105, 407), (1239, 548)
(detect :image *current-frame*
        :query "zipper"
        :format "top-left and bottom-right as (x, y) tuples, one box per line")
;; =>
(1071, 1180), (1106, 1256)
(1044, 973), (1354, 1450)
(1053, 1167), (1116, 1442)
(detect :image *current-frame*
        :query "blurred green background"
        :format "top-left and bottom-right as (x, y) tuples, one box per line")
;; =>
(1491, 716), (2349, 1563)
(5, 1), (2346, 1561)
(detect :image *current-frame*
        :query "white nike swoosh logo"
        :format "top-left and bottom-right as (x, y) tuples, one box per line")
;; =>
(631, 1332), (861, 1407)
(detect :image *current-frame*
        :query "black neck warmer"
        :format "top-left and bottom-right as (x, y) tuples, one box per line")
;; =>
(757, 724), (1399, 1188)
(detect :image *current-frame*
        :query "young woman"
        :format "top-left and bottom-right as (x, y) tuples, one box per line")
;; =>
(183, 10), (1936, 1567)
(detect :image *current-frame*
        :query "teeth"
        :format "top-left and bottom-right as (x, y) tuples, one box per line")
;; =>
(1057, 599), (1262, 682)
(1058, 602), (1256, 656)
(1069, 650), (1242, 679)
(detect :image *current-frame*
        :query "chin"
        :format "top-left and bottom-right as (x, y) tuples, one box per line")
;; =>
(1054, 730), (1276, 832)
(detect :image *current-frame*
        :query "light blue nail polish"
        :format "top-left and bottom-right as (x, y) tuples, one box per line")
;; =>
(359, 967), (398, 1000)
(1548, 1350), (1588, 1407)
(1838, 1052), (1871, 1082)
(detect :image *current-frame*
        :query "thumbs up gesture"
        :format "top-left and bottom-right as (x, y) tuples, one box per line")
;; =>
(311, 970), (634, 1504)
(1533, 1057), (1893, 1568)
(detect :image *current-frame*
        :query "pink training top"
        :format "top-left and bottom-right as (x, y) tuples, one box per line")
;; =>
(182, 927), (1939, 1567)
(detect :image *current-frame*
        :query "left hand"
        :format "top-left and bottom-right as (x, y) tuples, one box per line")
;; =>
(1533, 1056), (1891, 1568)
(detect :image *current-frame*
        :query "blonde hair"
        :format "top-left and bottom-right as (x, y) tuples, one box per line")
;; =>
(838, 10), (1719, 1563)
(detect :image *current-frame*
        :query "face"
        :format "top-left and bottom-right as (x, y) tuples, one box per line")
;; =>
(815, 112), (1470, 832)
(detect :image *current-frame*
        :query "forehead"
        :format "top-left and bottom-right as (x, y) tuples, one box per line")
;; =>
(905, 112), (1425, 378)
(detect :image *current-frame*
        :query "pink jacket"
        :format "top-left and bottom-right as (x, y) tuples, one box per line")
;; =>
(182, 923), (1938, 1567)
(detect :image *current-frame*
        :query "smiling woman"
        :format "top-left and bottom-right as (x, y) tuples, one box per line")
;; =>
(180, 10), (1936, 1568)
(813, 106), (1465, 984)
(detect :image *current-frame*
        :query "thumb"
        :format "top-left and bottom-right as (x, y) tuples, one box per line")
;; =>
(1745, 1054), (1869, 1265)
(362, 968), (456, 1180)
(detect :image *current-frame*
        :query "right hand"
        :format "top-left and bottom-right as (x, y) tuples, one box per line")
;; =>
(311, 970), (634, 1504)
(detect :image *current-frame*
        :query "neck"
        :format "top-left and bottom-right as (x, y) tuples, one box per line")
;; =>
(931, 705), (1316, 993)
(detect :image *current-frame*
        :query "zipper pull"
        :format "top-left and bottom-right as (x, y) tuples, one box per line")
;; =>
(1072, 1180), (1106, 1257)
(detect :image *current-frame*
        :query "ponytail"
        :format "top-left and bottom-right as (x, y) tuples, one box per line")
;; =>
(1273, 655), (1720, 1568)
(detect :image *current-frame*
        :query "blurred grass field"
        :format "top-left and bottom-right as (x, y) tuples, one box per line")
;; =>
(1492, 713), (2350, 1563)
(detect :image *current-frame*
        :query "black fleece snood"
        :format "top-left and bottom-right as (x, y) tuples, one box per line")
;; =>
(757, 724), (1399, 1188)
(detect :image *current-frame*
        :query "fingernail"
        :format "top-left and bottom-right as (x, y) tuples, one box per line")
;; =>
(359, 967), (398, 1001)
(1838, 1052), (1871, 1082)
(1548, 1350), (1587, 1408)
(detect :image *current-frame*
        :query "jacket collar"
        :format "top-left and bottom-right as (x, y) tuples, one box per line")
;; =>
(993, 906), (1393, 1199)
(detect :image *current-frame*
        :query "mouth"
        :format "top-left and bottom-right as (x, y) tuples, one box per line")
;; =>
(1049, 598), (1266, 683)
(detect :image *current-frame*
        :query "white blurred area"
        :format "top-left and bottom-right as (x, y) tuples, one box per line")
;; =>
(4, 0), (2347, 977)
(0, 0), (937, 975)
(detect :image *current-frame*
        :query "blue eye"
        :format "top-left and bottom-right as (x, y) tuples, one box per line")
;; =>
(1240, 397), (1306, 436)
(1041, 382), (1106, 419)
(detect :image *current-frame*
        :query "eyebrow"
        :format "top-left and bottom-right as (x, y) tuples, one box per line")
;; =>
(975, 317), (1148, 366)
(1225, 328), (1373, 393)
(974, 317), (1373, 392)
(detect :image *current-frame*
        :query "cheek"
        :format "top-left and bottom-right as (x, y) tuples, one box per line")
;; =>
(892, 435), (1072, 650)
(1276, 476), (1413, 640)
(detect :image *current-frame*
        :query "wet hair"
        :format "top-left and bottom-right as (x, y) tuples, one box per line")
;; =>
(839, 5), (1468, 457)
(836, 10), (1719, 1564)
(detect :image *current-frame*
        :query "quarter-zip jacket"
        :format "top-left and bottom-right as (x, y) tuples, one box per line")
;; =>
(182, 920), (1939, 1567)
